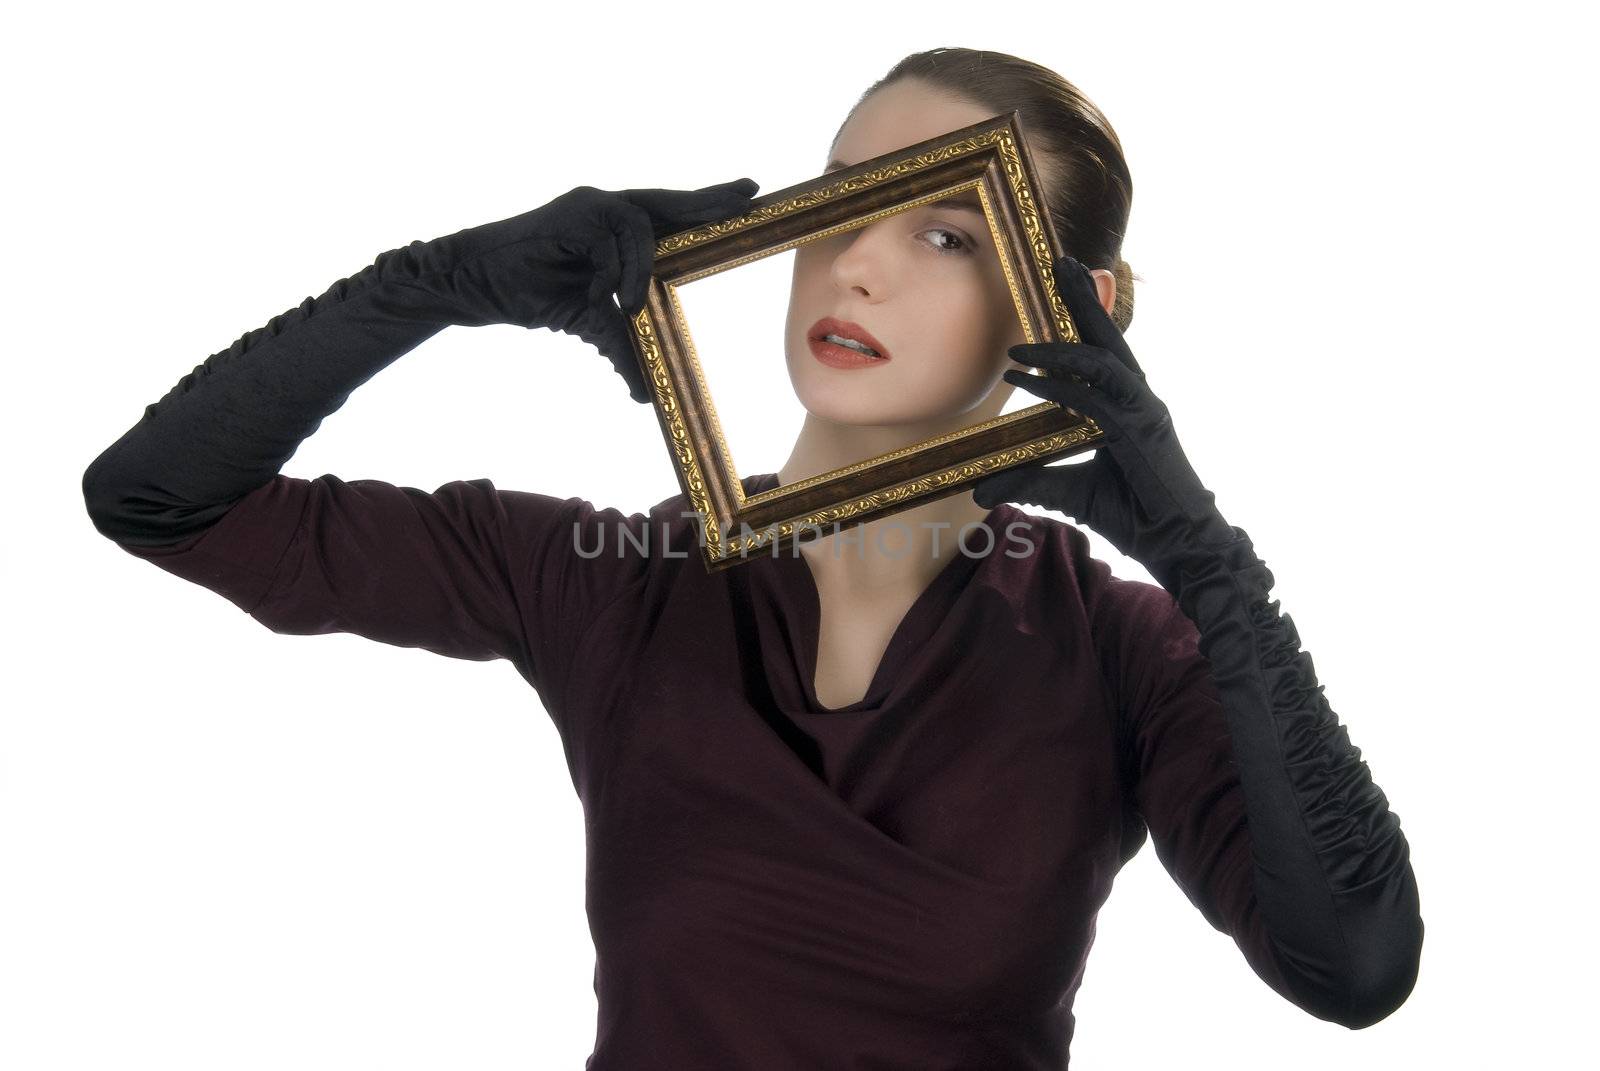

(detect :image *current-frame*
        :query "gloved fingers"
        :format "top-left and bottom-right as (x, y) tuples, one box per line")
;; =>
(621, 177), (761, 237)
(584, 225), (627, 319)
(582, 302), (651, 404)
(560, 227), (647, 402)
(1052, 254), (1145, 377)
(602, 201), (657, 317)
(971, 464), (1050, 510)
(1001, 367), (1122, 437)
(609, 334), (652, 404)
(1008, 343), (1148, 409)
(700, 176), (761, 198)
(972, 454), (1098, 516)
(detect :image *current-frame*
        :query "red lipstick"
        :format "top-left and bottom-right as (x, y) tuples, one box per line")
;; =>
(807, 316), (892, 369)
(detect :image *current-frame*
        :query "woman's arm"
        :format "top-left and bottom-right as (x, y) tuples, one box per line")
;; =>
(78, 182), (758, 700)
(80, 179), (759, 546)
(1114, 531), (1419, 1029)
(975, 256), (1423, 1029)
(111, 471), (654, 734)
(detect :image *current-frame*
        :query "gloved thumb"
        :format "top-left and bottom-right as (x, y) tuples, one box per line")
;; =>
(972, 458), (1092, 515)
(971, 466), (1036, 511)
(624, 177), (761, 237)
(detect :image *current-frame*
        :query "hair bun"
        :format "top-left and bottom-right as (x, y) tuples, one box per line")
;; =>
(1110, 258), (1136, 332)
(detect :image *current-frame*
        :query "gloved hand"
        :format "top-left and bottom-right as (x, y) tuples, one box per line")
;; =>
(396, 179), (761, 401)
(972, 254), (1242, 593)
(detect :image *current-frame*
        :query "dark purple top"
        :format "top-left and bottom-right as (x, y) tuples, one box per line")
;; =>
(116, 468), (1284, 1068)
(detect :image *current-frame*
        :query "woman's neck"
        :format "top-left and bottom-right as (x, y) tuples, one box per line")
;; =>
(774, 410), (1000, 597)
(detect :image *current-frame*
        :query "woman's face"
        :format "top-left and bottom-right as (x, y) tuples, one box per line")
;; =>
(784, 79), (1027, 427)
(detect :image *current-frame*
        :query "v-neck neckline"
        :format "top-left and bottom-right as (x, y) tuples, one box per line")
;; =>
(744, 473), (1011, 715)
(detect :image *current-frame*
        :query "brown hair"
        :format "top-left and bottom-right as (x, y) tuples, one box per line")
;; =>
(836, 47), (1140, 331)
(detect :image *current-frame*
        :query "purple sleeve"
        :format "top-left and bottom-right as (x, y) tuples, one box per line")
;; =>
(1108, 583), (1293, 996)
(115, 472), (648, 718)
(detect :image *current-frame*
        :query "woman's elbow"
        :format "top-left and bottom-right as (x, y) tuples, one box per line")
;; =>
(1332, 913), (1424, 1029)
(1287, 909), (1424, 1030)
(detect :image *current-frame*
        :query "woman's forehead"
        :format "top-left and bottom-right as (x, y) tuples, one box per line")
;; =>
(827, 83), (995, 171)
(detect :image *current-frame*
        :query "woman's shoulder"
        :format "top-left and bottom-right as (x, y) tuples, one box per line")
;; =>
(994, 503), (1190, 657)
(999, 508), (1203, 721)
(990, 504), (1174, 608)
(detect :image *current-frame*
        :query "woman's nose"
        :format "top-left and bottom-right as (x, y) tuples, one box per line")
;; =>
(828, 221), (892, 297)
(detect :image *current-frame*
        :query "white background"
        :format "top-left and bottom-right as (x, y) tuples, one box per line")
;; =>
(5, 2), (1594, 1068)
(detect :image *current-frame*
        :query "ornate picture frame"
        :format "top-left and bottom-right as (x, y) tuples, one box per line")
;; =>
(627, 109), (1105, 573)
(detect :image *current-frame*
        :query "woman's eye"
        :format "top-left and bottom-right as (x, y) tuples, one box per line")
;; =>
(919, 226), (974, 257)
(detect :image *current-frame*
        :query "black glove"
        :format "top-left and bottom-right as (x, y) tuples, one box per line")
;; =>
(975, 256), (1423, 1027)
(81, 178), (761, 547)
(972, 254), (1239, 595)
(395, 180), (760, 398)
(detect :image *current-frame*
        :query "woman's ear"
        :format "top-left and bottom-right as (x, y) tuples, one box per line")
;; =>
(1088, 269), (1116, 317)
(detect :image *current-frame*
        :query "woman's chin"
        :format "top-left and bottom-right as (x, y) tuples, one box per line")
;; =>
(793, 380), (905, 423)
(789, 368), (987, 429)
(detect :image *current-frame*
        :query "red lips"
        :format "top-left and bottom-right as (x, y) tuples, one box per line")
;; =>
(808, 316), (892, 360)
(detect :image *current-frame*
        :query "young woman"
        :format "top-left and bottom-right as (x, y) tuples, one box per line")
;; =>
(81, 47), (1422, 1069)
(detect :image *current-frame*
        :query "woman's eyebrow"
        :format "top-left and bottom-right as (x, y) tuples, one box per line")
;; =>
(923, 195), (986, 217)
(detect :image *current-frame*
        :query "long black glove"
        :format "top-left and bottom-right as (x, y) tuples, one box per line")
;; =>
(973, 256), (1423, 1028)
(81, 179), (761, 547)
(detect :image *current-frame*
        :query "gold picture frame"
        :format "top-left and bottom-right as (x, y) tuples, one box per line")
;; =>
(627, 109), (1105, 573)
